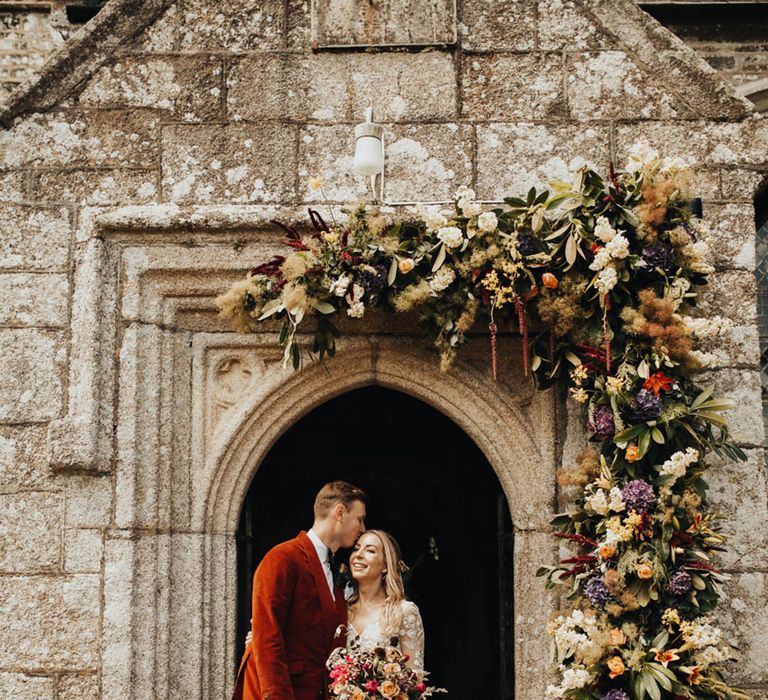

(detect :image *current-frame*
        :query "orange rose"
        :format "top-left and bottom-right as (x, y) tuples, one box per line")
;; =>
(380, 680), (400, 698)
(609, 628), (626, 646)
(398, 258), (415, 274)
(635, 563), (653, 579)
(607, 655), (626, 678)
(383, 662), (401, 675)
(599, 544), (616, 560)
(350, 690), (365, 700)
(542, 272), (559, 289)
(625, 444), (640, 462)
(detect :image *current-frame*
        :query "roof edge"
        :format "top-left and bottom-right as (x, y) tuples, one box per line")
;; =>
(0, 0), (176, 128)
(583, 0), (755, 121)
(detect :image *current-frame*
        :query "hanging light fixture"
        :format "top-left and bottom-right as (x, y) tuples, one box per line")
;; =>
(352, 107), (384, 202)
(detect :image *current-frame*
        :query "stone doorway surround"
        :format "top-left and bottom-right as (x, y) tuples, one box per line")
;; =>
(47, 204), (561, 699)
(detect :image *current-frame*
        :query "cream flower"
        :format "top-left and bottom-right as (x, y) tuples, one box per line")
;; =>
(595, 266), (618, 294)
(589, 248), (611, 271)
(437, 226), (464, 249)
(626, 141), (659, 171)
(429, 267), (456, 293)
(605, 233), (630, 260)
(478, 211), (498, 233)
(329, 274), (351, 297)
(422, 205), (448, 231)
(594, 216), (617, 243)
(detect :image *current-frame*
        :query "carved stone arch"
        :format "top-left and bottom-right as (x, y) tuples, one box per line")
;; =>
(204, 337), (556, 537)
(200, 336), (558, 699)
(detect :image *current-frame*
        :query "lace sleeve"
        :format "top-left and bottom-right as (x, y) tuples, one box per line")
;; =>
(398, 601), (425, 674)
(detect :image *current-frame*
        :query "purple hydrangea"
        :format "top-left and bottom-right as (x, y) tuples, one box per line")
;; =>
(517, 234), (537, 256)
(589, 405), (615, 442)
(634, 388), (662, 421)
(642, 242), (676, 274)
(584, 576), (612, 608)
(360, 264), (388, 295)
(667, 569), (693, 597)
(621, 479), (656, 513)
(603, 691), (630, 700)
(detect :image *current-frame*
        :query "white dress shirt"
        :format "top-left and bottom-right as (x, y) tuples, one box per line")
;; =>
(307, 528), (335, 601)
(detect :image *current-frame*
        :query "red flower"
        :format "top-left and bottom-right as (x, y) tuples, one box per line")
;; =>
(644, 371), (673, 396)
(365, 680), (379, 692)
(415, 682), (427, 693)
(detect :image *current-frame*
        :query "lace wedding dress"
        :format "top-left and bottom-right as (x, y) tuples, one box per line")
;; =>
(348, 600), (425, 673)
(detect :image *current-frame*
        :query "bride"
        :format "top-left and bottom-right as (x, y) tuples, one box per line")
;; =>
(243, 529), (426, 678)
(344, 529), (425, 673)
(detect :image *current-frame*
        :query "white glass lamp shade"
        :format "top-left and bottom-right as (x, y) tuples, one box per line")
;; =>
(353, 122), (384, 176)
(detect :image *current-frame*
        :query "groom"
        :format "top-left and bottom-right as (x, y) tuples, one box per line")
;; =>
(232, 481), (368, 700)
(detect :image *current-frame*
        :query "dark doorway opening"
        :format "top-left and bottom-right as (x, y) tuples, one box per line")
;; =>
(236, 386), (514, 699)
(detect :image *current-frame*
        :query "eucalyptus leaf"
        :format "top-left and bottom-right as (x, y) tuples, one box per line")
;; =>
(432, 244), (447, 272)
(313, 301), (336, 315)
(388, 257), (398, 286)
(258, 298), (283, 320)
(565, 234), (578, 266)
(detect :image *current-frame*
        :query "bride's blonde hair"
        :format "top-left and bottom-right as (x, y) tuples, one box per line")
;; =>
(348, 529), (408, 637)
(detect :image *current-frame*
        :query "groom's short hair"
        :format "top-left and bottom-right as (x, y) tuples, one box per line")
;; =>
(314, 481), (368, 518)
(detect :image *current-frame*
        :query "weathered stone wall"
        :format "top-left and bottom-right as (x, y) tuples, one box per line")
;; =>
(0, 2), (70, 105)
(0, 0), (766, 698)
(4, 1), (768, 112)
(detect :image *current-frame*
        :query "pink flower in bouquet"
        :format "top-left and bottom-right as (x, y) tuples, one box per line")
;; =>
(364, 680), (379, 693)
(415, 681), (427, 693)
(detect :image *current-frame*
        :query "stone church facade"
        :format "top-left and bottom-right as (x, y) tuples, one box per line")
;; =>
(0, 1), (766, 699)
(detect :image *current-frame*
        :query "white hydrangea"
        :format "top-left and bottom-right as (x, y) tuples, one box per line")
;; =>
(561, 668), (592, 690)
(345, 284), (365, 318)
(477, 211), (498, 233)
(589, 248), (612, 271)
(548, 609), (606, 668)
(694, 645), (729, 666)
(680, 617), (723, 649)
(605, 233), (630, 259)
(329, 274), (350, 297)
(429, 266), (456, 293)
(608, 486), (626, 512)
(595, 266), (618, 294)
(682, 240), (714, 274)
(437, 226), (464, 249)
(626, 141), (660, 171)
(684, 316), (732, 338)
(594, 216), (617, 243)
(422, 205), (448, 231)
(460, 199), (483, 217)
(585, 489), (610, 515)
(659, 447), (699, 481)
(545, 684), (564, 699)
(660, 155), (690, 172)
(455, 185), (475, 201)
(667, 277), (691, 310)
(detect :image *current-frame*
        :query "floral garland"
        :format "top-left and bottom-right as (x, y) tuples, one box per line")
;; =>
(218, 143), (749, 699)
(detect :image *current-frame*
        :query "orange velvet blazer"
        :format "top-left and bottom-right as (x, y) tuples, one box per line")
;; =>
(232, 531), (348, 700)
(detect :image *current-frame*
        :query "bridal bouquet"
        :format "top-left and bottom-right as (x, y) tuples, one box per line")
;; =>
(326, 640), (445, 699)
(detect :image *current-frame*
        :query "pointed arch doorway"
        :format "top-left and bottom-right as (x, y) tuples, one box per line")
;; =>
(236, 386), (514, 699)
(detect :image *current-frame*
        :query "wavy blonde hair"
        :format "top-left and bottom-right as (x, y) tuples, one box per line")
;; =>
(348, 529), (408, 637)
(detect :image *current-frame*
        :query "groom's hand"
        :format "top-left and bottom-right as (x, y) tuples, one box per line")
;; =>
(245, 618), (253, 648)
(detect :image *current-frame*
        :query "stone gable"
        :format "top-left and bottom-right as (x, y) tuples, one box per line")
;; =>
(0, 0), (766, 698)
